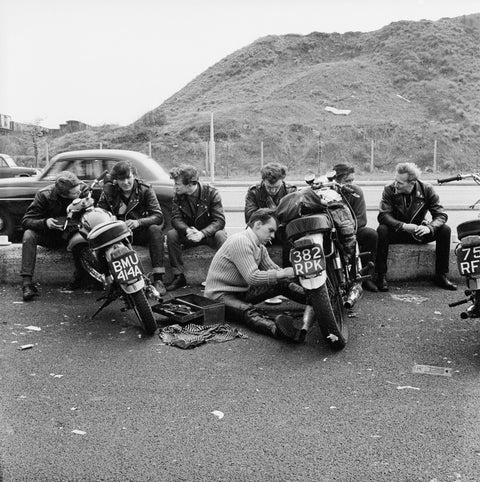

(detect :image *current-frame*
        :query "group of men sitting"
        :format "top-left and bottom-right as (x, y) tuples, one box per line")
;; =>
(19, 160), (457, 342)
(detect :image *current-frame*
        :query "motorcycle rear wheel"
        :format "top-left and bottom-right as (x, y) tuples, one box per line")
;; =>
(310, 262), (348, 350)
(128, 290), (157, 336)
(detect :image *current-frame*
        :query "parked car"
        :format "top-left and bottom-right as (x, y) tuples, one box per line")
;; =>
(0, 154), (40, 178)
(0, 149), (174, 241)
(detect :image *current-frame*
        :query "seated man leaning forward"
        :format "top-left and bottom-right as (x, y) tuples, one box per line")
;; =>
(204, 208), (308, 341)
(166, 164), (227, 291)
(376, 161), (457, 292)
(20, 171), (89, 301)
(244, 162), (297, 267)
(97, 161), (166, 295)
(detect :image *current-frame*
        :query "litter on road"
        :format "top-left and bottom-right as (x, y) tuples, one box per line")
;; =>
(412, 364), (452, 377)
(396, 385), (420, 391)
(71, 429), (86, 435)
(17, 344), (34, 351)
(25, 326), (41, 331)
(211, 410), (224, 420)
(391, 294), (429, 304)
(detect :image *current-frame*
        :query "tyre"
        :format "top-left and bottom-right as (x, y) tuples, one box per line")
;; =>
(78, 246), (105, 284)
(129, 290), (157, 336)
(0, 208), (14, 240)
(309, 260), (348, 350)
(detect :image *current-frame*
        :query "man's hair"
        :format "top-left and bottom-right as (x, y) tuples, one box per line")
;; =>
(261, 163), (287, 183)
(396, 162), (421, 182)
(55, 171), (81, 196)
(247, 208), (278, 228)
(110, 161), (137, 180)
(169, 164), (199, 185)
(333, 163), (354, 181)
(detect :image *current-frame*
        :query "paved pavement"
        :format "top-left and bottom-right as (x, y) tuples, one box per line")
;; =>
(1, 281), (480, 481)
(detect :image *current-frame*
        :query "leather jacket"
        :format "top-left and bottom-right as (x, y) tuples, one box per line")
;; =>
(22, 182), (89, 232)
(244, 181), (297, 223)
(171, 182), (225, 237)
(97, 179), (163, 228)
(378, 180), (447, 233)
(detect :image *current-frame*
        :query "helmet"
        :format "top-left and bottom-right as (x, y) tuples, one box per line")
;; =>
(79, 208), (115, 237)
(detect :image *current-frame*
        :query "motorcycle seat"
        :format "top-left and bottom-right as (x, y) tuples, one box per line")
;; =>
(457, 220), (480, 240)
(285, 214), (333, 241)
(88, 220), (131, 250)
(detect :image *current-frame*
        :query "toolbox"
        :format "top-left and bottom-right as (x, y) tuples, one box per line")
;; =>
(152, 293), (224, 324)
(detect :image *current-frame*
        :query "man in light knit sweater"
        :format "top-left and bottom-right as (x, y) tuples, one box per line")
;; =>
(205, 208), (308, 341)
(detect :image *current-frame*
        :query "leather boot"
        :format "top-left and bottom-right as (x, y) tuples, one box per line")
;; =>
(274, 314), (304, 342)
(375, 273), (389, 292)
(243, 307), (277, 337)
(166, 274), (187, 291)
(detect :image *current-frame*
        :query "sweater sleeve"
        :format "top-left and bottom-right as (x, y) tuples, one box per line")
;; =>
(233, 236), (280, 286)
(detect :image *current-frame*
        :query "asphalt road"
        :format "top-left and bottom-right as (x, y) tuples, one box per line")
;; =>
(1, 281), (480, 481)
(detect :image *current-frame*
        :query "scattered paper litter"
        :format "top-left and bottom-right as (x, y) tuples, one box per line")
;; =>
(390, 294), (428, 304)
(396, 385), (420, 391)
(17, 344), (34, 351)
(211, 410), (224, 420)
(412, 364), (452, 377)
(71, 429), (86, 435)
(325, 106), (351, 115)
(327, 334), (339, 342)
(50, 373), (64, 378)
(25, 326), (41, 331)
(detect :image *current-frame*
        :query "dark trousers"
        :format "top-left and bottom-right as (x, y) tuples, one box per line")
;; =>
(21, 229), (72, 279)
(166, 228), (227, 275)
(132, 225), (165, 274)
(222, 282), (307, 335)
(269, 226), (292, 267)
(357, 226), (378, 271)
(375, 223), (451, 275)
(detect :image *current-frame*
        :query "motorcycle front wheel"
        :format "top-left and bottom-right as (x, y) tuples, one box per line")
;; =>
(128, 290), (157, 336)
(310, 262), (348, 350)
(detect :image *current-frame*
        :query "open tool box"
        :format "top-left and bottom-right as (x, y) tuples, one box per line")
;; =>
(152, 292), (225, 324)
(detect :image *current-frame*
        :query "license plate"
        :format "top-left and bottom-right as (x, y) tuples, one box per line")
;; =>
(457, 245), (480, 277)
(110, 250), (143, 283)
(290, 244), (325, 278)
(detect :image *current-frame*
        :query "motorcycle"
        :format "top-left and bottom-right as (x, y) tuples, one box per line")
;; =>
(277, 172), (369, 350)
(438, 173), (480, 318)
(66, 173), (160, 336)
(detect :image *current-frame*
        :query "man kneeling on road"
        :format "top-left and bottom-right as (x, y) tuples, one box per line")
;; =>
(204, 208), (309, 341)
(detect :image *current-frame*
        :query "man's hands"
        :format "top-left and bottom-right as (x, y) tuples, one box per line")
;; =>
(403, 223), (430, 238)
(186, 227), (205, 243)
(125, 219), (140, 230)
(278, 267), (295, 279)
(46, 218), (64, 231)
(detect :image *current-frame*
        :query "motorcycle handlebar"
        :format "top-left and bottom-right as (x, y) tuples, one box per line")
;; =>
(437, 174), (463, 184)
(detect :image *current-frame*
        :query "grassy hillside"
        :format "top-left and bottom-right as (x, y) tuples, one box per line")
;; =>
(3, 13), (480, 176)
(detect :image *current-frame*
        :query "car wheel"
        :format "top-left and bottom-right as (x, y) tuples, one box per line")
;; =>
(0, 208), (14, 240)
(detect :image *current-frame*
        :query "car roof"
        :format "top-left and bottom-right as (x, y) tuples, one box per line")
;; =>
(48, 149), (172, 184)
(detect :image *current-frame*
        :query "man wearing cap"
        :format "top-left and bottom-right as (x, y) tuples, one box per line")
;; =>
(332, 163), (378, 292)
(20, 171), (90, 301)
(244, 162), (297, 267)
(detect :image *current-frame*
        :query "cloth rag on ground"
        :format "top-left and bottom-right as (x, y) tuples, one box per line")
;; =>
(158, 323), (248, 349)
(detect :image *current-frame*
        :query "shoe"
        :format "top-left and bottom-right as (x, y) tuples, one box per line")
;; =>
(376, 274), (389, 292)
(153, 279), (167, 296)
(22, 283), (38, 302)
(362, 279), (378, 292)
(434, 274), (457, 291)
(165, 274), (187, 291)
(274, 314), (303, 342)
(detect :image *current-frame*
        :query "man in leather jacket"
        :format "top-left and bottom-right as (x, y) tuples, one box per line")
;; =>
(375, 162), (456, 291)
(166, 164), (227, 291)
(244, 162), (297, 267)
(97, 161), (166, 295)
(20, 171), (89, 301)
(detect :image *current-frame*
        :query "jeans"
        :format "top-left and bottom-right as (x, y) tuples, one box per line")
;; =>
(375, 223), (451, 275)
(132, 225), (165, 274)
(166, 228), (227, 275)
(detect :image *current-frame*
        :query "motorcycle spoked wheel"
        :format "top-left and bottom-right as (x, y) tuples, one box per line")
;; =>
(78, 247), (105, 285)
(309, 260), (348, 350)
(127, 290), (158, 336)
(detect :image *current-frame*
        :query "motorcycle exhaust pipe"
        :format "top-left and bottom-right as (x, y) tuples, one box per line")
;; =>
(344, 283), (363, 309)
